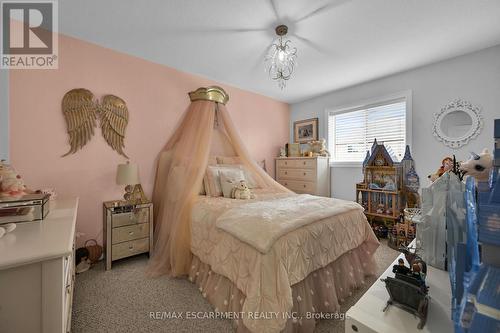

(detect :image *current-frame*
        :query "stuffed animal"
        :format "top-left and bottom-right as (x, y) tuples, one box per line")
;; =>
(0, 223), (16, 239)
(231, 180), (255, 200)
(427, 157), (453, 182)
(308, 139), (330, 157)
(0, 160), (28, 198)
(459, 149), (493, 182)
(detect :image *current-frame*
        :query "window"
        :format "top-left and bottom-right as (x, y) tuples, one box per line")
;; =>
(327, 94), (410, 164)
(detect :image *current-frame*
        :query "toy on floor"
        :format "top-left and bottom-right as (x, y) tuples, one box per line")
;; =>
(85, 239), (103, 264)
(75, 247), (92, 274)
(0, 223), (16, 238)
(231, 180), (255, 199)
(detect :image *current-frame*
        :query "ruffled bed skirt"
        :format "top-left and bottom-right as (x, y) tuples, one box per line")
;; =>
(188, 241), (377, 333)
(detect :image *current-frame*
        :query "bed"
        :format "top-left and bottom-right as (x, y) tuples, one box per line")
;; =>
(148, 88), (379, 332)
(189, 189), (379, 333)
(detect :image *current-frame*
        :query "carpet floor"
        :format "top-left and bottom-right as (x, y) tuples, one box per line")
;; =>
(72, 240), (398, 333)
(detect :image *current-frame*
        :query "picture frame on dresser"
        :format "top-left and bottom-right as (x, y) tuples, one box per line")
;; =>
(294, 118), (318, 143)
(286, 143), (301, 157)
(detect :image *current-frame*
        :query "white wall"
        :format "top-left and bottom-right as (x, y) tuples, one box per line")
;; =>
(291, 45), (500, 201)
(0, 70), (8, 161)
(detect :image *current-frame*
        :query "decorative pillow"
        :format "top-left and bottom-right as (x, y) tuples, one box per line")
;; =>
(199, 156), (218, 195)
(219, 169), (246, 198)
(204, 165), (242, 197)
(216, 157), (260, 189)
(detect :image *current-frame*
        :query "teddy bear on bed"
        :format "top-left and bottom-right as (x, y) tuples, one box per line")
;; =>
(231, 180), (255, 200)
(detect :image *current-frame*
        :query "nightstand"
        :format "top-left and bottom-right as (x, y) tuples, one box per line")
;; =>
(103, 200), (153, 270)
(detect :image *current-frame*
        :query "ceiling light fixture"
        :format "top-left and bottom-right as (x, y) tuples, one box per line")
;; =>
(265, 25), (297, 89)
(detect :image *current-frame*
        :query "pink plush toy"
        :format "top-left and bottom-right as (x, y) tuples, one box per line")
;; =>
(0, 160), (28, 198)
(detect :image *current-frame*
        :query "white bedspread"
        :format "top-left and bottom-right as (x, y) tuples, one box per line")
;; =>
(191, 190), (378, 333)
(217, 194), (362, 253)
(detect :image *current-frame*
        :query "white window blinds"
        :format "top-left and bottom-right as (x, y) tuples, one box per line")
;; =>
(328, 99), (407, 163)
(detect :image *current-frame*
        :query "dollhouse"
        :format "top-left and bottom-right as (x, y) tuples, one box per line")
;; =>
(356, 139), (404, 223)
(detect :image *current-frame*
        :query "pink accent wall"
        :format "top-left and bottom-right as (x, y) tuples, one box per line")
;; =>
(9, 34), (289, 246)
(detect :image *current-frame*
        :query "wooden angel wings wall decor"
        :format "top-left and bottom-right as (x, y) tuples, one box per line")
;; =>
(61, 88), (129, 158)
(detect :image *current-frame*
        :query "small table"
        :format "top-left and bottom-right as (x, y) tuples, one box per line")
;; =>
(103, 200), (153, 270)
(345, 240), (453, 333)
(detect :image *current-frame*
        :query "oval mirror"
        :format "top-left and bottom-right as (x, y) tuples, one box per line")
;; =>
(432, 99), (483, 149)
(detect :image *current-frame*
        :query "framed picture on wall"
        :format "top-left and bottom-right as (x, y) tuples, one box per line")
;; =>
(294, 118), (318, 143)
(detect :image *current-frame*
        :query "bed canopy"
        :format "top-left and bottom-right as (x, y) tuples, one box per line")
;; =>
(147, 86), (290, 277)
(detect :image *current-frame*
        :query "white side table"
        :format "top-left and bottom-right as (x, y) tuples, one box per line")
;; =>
(345, 240), (453, 333)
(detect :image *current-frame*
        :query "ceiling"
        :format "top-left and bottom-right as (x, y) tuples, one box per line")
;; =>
(59, 0), (500, 103)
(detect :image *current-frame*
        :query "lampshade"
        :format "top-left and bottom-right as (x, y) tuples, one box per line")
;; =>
(116, 162), (139, 185)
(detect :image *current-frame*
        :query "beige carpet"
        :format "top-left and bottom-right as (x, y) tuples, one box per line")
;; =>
(72, 240), (398, 333)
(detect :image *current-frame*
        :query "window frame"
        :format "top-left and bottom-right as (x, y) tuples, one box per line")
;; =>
(325, 90), (412, 167)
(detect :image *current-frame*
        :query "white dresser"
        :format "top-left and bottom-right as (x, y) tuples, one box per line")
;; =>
(275, 157), (330, 196)
(0, 198), (78, 333)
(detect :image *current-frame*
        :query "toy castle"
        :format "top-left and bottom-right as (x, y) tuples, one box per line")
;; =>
(453, 119), (500, 332)
(356, 140), (420, 246)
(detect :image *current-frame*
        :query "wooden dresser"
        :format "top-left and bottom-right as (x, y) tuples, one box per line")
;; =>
(103, 200), (153, 270)
(0, 198), (78, 333)
(275, 157), (330, 196)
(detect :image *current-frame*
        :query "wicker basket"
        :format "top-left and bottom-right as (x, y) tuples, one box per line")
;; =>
(85, 239), (103, 263)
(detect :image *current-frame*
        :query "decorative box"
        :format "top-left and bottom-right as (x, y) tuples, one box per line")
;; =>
(0, 193), (50, 224)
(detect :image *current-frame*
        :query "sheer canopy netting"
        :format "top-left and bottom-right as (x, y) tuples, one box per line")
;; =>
(147, 100), (291, 277)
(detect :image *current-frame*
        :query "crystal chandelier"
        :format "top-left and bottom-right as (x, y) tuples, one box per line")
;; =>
(265, 25), (297, 89)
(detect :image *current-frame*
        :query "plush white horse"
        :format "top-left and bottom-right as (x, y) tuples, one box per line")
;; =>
(460, 148), (493, 181)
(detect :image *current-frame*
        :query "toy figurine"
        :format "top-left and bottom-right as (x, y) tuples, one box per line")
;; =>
(382, 245), (429, 329)
(427, 156), (453, 182)
(392, 258), (410, 275)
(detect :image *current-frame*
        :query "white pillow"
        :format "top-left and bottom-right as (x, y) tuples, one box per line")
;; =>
(204, 165), (243, 197)
(199, 156), (218, 195)
(219, 169), (246, 198)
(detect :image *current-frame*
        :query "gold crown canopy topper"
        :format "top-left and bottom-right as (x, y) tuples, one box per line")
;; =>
(188, 86), (229, 105)
(62, 88), (129, 158)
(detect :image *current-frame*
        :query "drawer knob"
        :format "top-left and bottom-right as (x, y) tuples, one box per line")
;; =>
(129, 245), (134, 250)
(303, 162), (306, 165)
(285, 171), (288, 175)
(284, 183), (288, 186)
(129, 231), (134, 235)
(303, 172), (306, 176)
(303, 185), (306, 188)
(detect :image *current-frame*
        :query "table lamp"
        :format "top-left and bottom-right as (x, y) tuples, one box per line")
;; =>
(116, 161), (147, 203)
